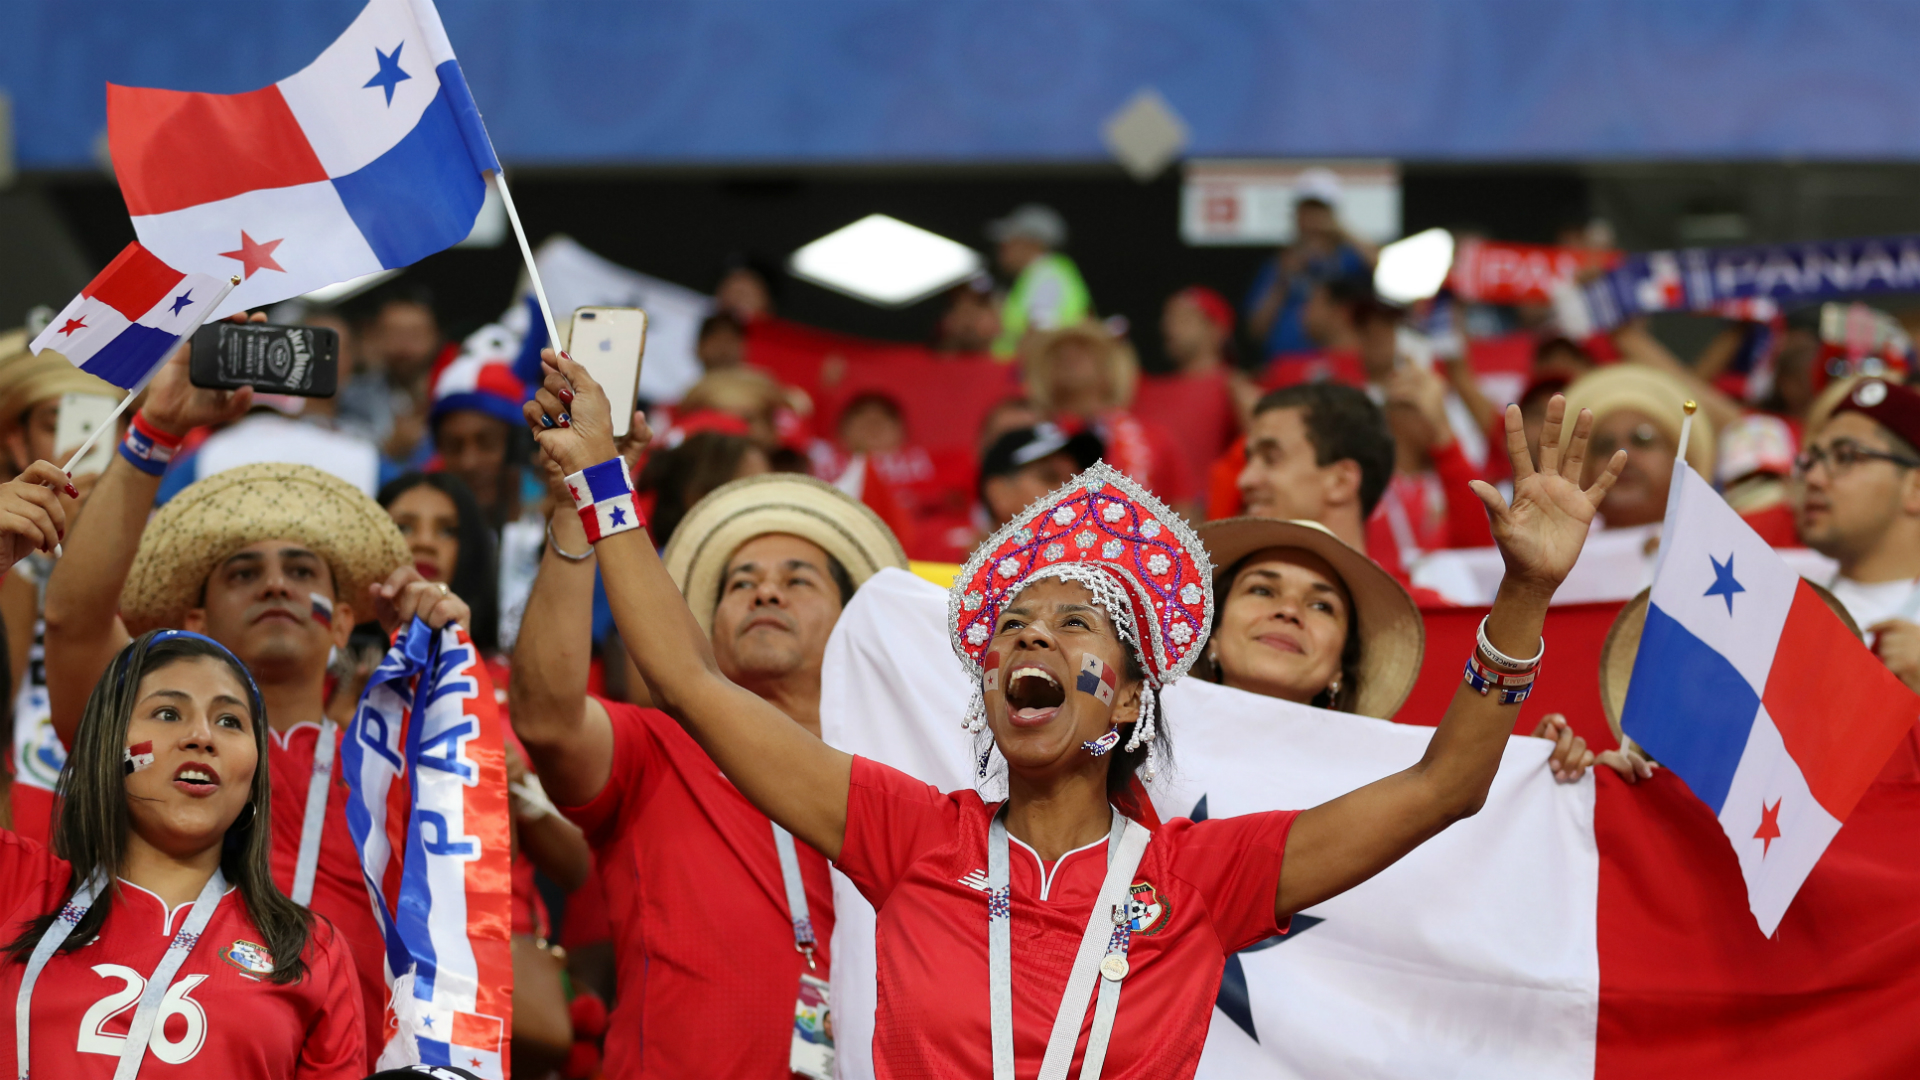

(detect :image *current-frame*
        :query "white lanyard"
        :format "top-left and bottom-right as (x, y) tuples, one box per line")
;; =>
(771, 823), (818, 968)
(15, 868), (228, 1080)
(987, 806), (1151, 1080)
(290, 719), (337, 907)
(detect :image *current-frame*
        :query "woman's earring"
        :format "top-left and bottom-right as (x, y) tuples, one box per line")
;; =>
(1326, 673), (1343, 701)
(1083, 724), (1121, 757)
(1208, 649), (1221, 678)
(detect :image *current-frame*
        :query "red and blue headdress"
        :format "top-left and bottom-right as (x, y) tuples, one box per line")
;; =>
(949, 462), (1213, 778)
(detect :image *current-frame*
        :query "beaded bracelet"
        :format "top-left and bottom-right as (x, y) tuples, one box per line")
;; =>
(119, 413), (183, 477)
(1463, 653), (1538, 705)
(565, 458), (645, 542)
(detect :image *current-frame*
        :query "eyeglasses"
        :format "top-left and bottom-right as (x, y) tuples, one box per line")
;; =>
(1590, 423), (1664, 458)
(1792, 439), (1920, 478)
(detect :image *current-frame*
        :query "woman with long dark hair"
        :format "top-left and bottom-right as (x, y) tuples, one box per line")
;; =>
(527, 349), (1624, 1079)
(2, 629), (364, 1077)
(378, 471), (500, 654)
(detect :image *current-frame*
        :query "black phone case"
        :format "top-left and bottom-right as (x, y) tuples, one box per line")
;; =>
(189, 324), (340, 397)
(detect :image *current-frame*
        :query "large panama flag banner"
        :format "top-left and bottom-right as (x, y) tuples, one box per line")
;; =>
(342, 620), (513, 1078)
(106, 0), (500, 318)
(1620, 455), (1920, 935)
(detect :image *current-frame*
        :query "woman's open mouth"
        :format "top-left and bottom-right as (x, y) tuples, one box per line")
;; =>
(1005, 665), (1065, 726)
(172, 762), (221, 797)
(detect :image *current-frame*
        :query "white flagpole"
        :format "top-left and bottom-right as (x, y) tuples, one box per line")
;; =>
(491, 170), (565, 358)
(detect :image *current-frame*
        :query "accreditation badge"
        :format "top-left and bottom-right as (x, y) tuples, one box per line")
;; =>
(790, 972), (834, 1080)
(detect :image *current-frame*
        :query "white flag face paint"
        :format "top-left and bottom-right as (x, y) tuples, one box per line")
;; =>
(822, 568), (1601, 1080)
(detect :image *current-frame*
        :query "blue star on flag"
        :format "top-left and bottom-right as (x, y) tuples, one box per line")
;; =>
(364, 42), (412, 106)
(168, 289), (194, 316)
(608, 505), (629, 528)
(1705, 552), (1746, 615)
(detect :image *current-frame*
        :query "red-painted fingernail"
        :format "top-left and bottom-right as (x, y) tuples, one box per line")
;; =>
(559, 387), (574, 402)
(64, 484), (79, 498)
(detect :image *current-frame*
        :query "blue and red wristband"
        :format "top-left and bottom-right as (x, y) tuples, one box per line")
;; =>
(119, 413), (183, 477)
(566, 458), (644, 542)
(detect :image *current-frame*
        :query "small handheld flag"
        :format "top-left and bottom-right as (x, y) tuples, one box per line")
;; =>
(29, 242), (233, 390)
(1621, 435), (1920, 936)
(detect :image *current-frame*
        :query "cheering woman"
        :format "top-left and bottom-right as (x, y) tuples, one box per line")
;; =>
(2, 629), (364, 1078)
(525, 349), (1622, 1080)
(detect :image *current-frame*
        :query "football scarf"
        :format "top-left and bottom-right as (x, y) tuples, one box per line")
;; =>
(341, 620), (513, 1078)
(1575, 233), (1920, 330)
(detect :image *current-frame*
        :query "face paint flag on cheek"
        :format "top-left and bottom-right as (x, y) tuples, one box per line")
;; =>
(124, 741), (155, 775)
(1077, 654), (1118, 707)
(982, 651), (1001, 696)
(310, 592), (334, 629)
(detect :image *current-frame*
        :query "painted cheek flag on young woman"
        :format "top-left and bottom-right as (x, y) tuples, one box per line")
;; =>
(26, 242), (232, 388)
(106, 0), (500, 319)
(1620, 457), (1920, 936)
(341, 619), (513, 1078)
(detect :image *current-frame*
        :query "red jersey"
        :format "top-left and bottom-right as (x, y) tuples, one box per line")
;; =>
(558, 700), (835, 1080)
(836, 756), (1299, 1080)
(266, 722), (388, 1068)
(0, 829), (364, 1078)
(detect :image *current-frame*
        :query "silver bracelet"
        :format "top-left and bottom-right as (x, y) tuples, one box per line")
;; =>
(1475, 614), (1544, 671)
(546, 519), (594, 562)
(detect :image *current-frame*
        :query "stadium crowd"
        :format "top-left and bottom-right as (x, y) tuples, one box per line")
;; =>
(0, 184), (1916, 1080)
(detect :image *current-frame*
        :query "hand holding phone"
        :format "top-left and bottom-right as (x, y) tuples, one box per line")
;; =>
(189, 323), (340, 397)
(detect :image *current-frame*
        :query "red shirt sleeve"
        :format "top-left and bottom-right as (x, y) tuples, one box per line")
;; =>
(0, 829), (66, 920)
(1162, 810), (1301, 954)
(555, 698), (659, 848)
(835, 756), (963, 909)
(1429, 440), (1494, 549)
(295, 917), (371, 1079)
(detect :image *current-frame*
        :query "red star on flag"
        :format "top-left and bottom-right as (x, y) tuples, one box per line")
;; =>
(57, 317), (87, 336)
(469, 1059), (484, 1070)
(1754, 797), (1783, 857)
(219, 231), (286, 279)
(567, 482), (580, 503)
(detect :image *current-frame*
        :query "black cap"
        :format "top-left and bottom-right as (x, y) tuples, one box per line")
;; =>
(980, 423), (1104, 485)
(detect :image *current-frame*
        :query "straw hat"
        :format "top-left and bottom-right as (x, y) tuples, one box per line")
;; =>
(121, 462), (410, 633)
(660, 472), (909, 636)
(1199, 517), (1425, 720)
(1597, 582), (1859, 746)
(1560, 364), (1715, 479)
(1021, 322), (1138, 412)
(0, 351), (119, 433)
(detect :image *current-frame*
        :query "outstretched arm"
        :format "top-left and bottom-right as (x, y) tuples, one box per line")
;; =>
(523, 352), (853, 859)
(44, 332), (253, 746)
(1275, 397), (1624, 920)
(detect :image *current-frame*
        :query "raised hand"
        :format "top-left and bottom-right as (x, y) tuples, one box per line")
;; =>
(521, 349), (617, 476)
(142, 312), (261, 436)
(1468, 396), (1624, 599)
(0, 461), (73, 574)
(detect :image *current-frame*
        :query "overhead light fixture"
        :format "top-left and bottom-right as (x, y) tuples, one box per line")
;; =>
(1374, 227), (1455, 305)
(301, 268), (402, 305)
(789, 214), (983, 308)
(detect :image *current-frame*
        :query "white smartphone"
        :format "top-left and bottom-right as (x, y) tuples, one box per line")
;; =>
(566, 307), (647, 438)
(55, 392), (120, 477)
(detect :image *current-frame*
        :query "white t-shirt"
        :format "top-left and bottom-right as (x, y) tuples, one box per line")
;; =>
(1827, 574), (1920, 632)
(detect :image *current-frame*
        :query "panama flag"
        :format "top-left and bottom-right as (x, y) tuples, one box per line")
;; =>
(28, 243), (231, 388)
(107, 0), (500, 319)
(1621, 459), (1920, 935)
(341, 619), (512, 1077)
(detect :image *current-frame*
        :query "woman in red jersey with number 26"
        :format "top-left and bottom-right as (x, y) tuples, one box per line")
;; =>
(1, 631), (364, 1078)
(525, 345), (1621, 1080)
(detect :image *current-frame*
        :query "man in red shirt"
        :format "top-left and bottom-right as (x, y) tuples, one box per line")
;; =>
(511, 468), (908, 1079)
(42, 335), (467, 1071)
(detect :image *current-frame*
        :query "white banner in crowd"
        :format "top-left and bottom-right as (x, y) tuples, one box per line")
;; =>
(512, 235), (712, 404)
(823, 568), (1601, 1080)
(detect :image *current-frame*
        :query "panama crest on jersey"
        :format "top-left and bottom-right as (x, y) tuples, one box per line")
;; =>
(1125, 881), (1170, 935)
(222, 939), (275, 976)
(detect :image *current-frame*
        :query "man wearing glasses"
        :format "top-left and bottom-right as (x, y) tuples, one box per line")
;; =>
(1794, 378), (1920, 693)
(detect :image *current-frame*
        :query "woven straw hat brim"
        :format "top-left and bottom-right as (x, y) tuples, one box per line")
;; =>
(1560, 364), (1716, 479)
(659, 472), (909, 636)
(1598, 581), (1859, 746)
(1020, 323), (1139, 411)
(122, 462), (411, 634)
(0, 352), (120, 432)
(1199, 517), (1425, 720)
